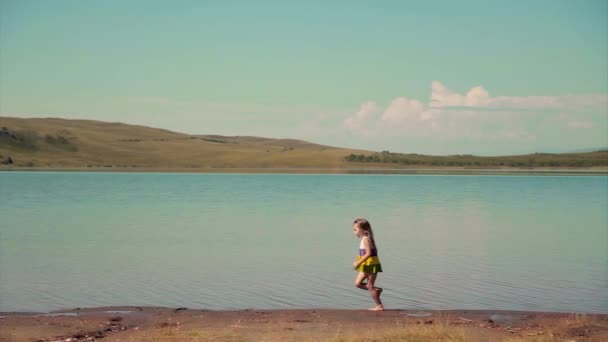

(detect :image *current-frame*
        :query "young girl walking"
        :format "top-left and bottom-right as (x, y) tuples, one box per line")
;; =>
(352, 218), (384, 311)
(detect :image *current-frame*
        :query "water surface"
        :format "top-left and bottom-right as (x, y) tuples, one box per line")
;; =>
(1, 172), (606, 313)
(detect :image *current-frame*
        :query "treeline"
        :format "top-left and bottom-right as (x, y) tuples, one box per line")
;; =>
(345, 150), (608, 167)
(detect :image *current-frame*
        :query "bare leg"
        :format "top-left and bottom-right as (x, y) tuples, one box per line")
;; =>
(354, 272), (368, 290)
(357, 274), (382, 293)
(366, 273), (384, 310)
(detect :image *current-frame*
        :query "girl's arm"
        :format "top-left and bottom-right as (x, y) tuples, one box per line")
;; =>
(353, 237), (373, 268)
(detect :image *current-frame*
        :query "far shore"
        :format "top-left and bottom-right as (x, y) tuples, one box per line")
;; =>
(1, 306), (607, 341)
(2, 166), (608, 175)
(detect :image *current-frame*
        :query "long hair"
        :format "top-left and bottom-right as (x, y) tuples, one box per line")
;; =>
(353, 218), (377, 250)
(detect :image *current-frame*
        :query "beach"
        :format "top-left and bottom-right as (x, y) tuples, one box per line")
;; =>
(2, 306), (607, 341)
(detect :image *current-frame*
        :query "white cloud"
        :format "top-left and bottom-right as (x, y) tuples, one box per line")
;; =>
(430, 81), (490, 107)
(342, 101), (379, 135)
(430, 81), (607, 111)
(381, 97), (426, 124)
(342, 81), (607, 141)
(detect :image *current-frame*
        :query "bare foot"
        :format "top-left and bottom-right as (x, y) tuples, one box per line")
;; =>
(368, 305), (384, 311)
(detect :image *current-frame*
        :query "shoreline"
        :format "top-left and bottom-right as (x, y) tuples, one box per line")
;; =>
(4, 305), (607, 316)
(2, 306), (607, 341)
(2, 166), (608, 175)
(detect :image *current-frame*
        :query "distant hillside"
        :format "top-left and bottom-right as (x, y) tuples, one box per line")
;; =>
(345, 151), (608, 168)
(1, 117), (607, 170)
(0, 117), (369, 168)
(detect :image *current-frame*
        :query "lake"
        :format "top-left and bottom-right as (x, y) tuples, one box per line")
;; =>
(0, 172), (606, 313)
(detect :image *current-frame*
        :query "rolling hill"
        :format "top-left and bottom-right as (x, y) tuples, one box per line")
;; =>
(1, 116), (607, 170)
(0, 117), (370, 169)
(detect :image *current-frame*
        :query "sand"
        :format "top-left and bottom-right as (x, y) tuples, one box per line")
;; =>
(1, 306), (607, 341)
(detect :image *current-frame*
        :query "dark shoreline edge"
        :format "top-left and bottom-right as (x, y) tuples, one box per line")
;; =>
(2, 167), (607, 176)
(2, 306), (607, 316)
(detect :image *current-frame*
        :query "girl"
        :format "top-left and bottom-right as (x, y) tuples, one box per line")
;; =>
(352, 218), (384, 311)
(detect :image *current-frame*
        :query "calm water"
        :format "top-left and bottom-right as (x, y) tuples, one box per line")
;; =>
(0, 172), (606, 313)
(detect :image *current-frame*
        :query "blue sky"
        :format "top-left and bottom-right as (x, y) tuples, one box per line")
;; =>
(1, 0), (606, 155)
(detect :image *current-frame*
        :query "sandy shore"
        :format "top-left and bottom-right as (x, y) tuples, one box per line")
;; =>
(1, 307), (607, 341)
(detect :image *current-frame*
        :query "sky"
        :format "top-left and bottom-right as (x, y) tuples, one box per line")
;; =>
(1, 0), (607, 155)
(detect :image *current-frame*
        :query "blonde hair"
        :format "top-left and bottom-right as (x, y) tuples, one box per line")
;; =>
(353, 218), (377, 250)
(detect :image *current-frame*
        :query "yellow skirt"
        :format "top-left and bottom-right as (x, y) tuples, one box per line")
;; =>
(356, 255), (383, 274)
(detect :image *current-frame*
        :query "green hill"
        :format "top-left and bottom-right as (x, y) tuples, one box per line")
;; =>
(1, 116), (607, 170)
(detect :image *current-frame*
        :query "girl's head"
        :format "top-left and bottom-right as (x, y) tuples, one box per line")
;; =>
(353, 218), (377, 250)
(352, 218), (372, 238)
